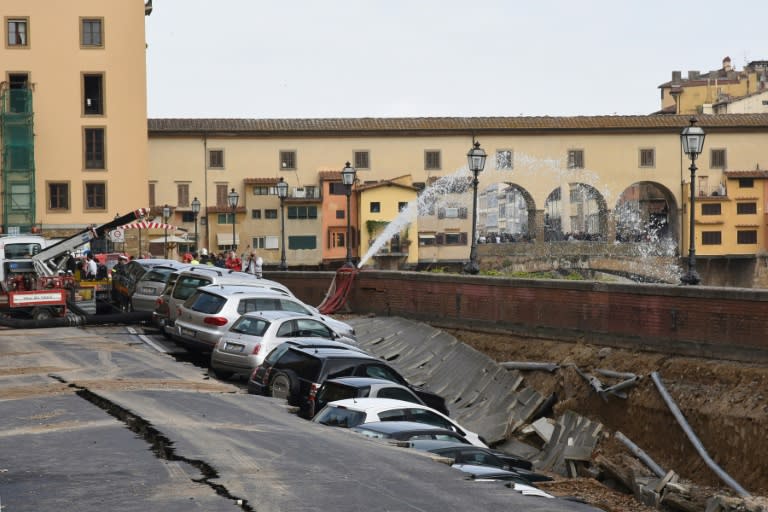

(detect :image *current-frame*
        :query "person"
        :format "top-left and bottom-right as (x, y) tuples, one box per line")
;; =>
(244, 251), (263, 278)
(225, 250), (241, 271)
(190, 252), (200, 265)
(85, 253), (98, 280)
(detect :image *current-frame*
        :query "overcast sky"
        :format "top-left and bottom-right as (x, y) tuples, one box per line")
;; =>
(145, 0), (768, 119)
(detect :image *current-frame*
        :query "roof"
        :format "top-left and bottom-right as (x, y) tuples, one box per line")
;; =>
(323, 376), (408, 387)
(357, 181), (420, 193)
(353, 421), (454, 434)
(724, 170), (768, 178)
(148, 115), (768, 136)
(325, 397), (430, 412)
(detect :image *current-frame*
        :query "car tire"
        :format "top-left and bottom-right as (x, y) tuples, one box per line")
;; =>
(209, 367), (233, 380)
(269, 370), (298, 403)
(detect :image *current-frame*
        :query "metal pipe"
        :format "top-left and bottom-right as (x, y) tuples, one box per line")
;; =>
(601, 376), (640, 396)
(615, 431), (666, 478)
(651, 372), (750, 497)
(595, 368), (638, 380)
(499, 361), (559, 372)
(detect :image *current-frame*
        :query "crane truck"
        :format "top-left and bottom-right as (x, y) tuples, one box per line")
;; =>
(0, 208), (148, 320)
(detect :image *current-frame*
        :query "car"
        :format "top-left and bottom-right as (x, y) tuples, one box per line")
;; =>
(130, 261), (191, 312)
(248, 345), (446, 418)
(314, 377), (425, 415)
(350, 421), (470, 444)
(407, 440), (538, 474)
(246, 339), (368, 394)
(152, 266), (293, 336)
(311, 398), (487, 447)
(111, 258), (180, 311)
(209, 310), (358, 380)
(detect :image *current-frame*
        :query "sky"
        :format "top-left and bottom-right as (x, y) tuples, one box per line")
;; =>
(145, 0), (768, 119)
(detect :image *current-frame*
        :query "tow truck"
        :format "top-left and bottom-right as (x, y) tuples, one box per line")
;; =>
(0, 208), (149, 320)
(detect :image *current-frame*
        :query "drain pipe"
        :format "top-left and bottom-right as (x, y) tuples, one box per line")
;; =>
(0, 310), (152, 329)
(650, 372), (751, 498)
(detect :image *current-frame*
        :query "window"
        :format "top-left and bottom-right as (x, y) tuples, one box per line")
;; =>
(701, 231), (722, 245)
(701, 203), (721, 215)
(370, 202), (381, 213)
(354, 151), (370, 169)
(710, 149), (726, 169)
(252, 185), (272, 195)
(181, 212), (195, 222)
(336, 210), (344, 219)
(737, 230), (757, 244)
(10, 184), (31, 211)
(84, 182), (106, 210)
(398, 202), (408, 212)
(208, 149), (224, 169)
(438, 207), (468, 219)
(288, 235), (317, 250)
(738, 178), (754, 188)
(265, 209), (278, 219)
(496, 150), (513, 170)
(216, 184), (227, 206)
(425, 150), (441, 170)
(567, 149), (584, 169)
(80, 18), (103, 47)
(443, 232), (466, 245)
(177, 183), (189, 207)
(418, 234), (436, 246)
(251, 209), (261, 219)
(48, 182), (70, 211)
(330, 231), (346, 249)
(8, 73), (29, 114)
(217, 213), (235, 224)
(148, 183), (156, 207)
(252, 236), (279, 249)
(280, 150), (296, 170)
(83, 74), (104, 115)
(330, 182), (346, 195)
(639, 149), (655, 167)
(6, 18), (28, 47)
(737, 203), (757, 215)
(84, 127), (105, 169)
(287, 206), (318, 219)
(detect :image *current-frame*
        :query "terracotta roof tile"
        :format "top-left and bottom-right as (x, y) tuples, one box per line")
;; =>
(243, 177), (280, 184)
(148, 114), (768, 135)
(724, 170), (768, 178)
(356, 181), (420, 192)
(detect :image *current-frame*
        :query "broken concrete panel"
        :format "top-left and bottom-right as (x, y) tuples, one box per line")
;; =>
(531, 418), (555, 443)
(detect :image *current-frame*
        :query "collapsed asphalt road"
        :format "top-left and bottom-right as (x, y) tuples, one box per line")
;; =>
(0, 324), (603, 512)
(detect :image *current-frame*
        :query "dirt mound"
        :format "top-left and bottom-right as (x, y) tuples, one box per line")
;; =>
(443, 327), (768, 497)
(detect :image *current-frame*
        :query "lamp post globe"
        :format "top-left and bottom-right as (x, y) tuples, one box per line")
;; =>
(680, 117), (705, 285)
(464, 141), (487, 275)
(191, 197), (201, 254)
(276, 178), (289, 271)
(227, 188), (239, 252)
(341, 162), (357, 267)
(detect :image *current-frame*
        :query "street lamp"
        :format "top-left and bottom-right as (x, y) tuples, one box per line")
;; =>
(162, 204), (170, 258)
(680, 117), (706, 285)
(464, 141), (487, 274)
(227, 188), (239, 252)
(191, 196), (201, 254)
(342, 162), (357, 267)
(276, 177), (289, 271)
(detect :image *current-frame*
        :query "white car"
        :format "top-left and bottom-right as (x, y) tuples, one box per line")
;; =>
(210, 310), (357, 379)
(312, 398), (487, 447)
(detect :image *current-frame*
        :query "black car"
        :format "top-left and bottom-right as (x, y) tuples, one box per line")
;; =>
(248, 344), (448, 418)
(350, 421), (471, 444)
(314, 377), (426, 415)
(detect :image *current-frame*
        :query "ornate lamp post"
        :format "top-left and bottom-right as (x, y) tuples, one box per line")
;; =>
(162, 204), (170, 258)
(464, 141), (487, 274)
(276, 177), (289, 271)
(680, 117), (706, 285)
(341, 162), (357, 267)
(191, 196), (201, 254)
(227, 188), (239, 252)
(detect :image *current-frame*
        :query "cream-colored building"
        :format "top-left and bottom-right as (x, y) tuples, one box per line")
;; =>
(0, 0), (150, 244)
(148, 116), (768, 271)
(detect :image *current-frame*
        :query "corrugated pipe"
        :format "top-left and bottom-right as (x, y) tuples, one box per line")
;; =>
(650, 371), (751, 498)
(0, 311), (152, 329)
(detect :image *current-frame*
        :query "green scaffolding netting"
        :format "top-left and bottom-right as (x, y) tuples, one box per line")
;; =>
(0, 87), (36, 232)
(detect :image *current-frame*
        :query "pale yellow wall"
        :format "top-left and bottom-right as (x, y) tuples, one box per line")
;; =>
(1, 0), (149, 229)
(712, 90), (768, 114)
(358, 185), (418, 267)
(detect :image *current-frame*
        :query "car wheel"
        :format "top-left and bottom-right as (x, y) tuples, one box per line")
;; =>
(209, 368), (233, 380)
(269, 370), (298, 402)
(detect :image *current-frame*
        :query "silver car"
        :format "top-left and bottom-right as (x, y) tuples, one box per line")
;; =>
(131, 262), (191, 312)
(173, 284), (356, 352)
(209, 310), (357, 379)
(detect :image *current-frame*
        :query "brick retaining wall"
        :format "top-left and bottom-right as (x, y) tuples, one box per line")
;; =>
(268, 270), (768, 362)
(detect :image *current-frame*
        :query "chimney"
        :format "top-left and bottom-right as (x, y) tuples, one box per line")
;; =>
(688, 70), (700, 80)
(672, 71), (682, 82)
(723, 56), (732, 72)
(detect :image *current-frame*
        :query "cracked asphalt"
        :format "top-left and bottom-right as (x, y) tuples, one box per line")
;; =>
(0, 324), (603, 512)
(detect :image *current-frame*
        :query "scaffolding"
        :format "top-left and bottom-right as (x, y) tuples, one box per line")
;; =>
(0, 82), (36, 233)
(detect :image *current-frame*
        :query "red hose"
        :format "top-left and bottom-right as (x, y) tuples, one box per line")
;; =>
(318, 266), (358, 314)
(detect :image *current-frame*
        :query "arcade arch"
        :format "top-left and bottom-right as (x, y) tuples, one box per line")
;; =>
(544, 183), (607, 241)
(614, 182), (679, 244)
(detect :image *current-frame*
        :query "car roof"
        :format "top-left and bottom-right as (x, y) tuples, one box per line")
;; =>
(408, 439), (471, 451)
(324, 397), (428, 412)
(322, 377), (407, 388)
(280, 338), (367, 352)
(239, 310), (304, 321)
(196, 283), (291, 297)
(289, 346), (375, 358)
(352, 421), (454, 434)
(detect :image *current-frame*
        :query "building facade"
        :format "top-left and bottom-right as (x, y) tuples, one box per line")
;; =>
(0, 0), (151, 242)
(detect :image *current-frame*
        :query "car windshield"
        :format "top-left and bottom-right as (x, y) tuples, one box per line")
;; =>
(173, 276), (212, 300)
(317, 383), (366, 406)
(141, 268), (175, 283)
(314, 406), (366, 428)
(4, 242), (43, 258)
(185, 291), (226, 314)
(230, 316), (270, 336)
